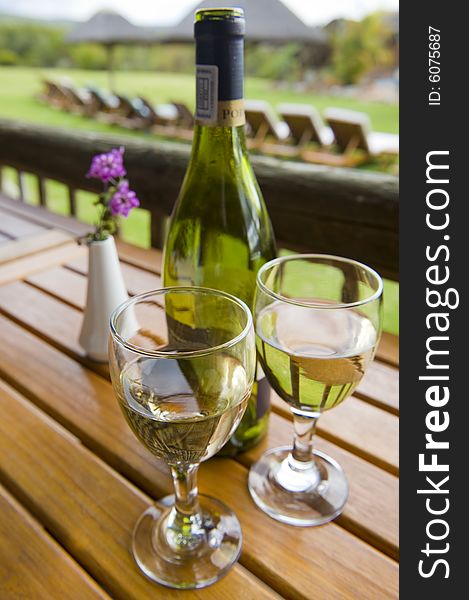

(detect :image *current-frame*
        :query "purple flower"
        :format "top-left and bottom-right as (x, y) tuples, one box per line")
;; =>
(87, 147), (126, 182)
(109, 180), (140, 217)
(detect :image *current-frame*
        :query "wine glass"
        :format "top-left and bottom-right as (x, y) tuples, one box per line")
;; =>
(109, 287), (255, 589)
(249, 254), (383, 526)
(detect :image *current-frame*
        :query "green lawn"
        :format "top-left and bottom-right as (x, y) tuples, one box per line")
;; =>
(0, 66), (398, 134)
(0, 67), (398, 334)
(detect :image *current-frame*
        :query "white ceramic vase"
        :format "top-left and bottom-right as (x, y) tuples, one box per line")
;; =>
(79, 236), (128, 362)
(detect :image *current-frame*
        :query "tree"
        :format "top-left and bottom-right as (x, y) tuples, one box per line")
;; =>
(0, 23), (67, 67)
(330, 13), (394, 85)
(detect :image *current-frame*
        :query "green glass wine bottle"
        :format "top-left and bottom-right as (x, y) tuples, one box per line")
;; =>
(162, 7), (277, 455)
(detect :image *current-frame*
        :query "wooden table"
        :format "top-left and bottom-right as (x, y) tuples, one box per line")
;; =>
(0, 193), (399, 599)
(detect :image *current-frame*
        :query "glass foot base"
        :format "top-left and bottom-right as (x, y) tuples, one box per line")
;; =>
(248, 445), (348, 526)
(132, 494), (242, 589)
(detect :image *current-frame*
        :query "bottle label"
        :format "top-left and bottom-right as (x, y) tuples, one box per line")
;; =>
(196, 65), (218, 123)
(217, 100), (245, 127)
(196, 64), (245, 127)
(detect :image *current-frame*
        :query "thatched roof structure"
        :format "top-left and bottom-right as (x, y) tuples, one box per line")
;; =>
(67, 10), (155, 45)
(164, 0), (328, 45)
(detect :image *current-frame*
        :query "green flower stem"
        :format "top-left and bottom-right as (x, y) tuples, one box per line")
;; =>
(87, 188), (119, 242)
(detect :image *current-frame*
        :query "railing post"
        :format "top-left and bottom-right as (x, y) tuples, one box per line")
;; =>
(150, 214), (169, 250)
(17, 171), (26, 202)
(68, 186), (77, 216)
(37, 175), (47, 207)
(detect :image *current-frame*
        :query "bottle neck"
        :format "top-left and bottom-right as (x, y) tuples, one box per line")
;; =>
(195, 27), (245, 129)
(193, 33), (246, 169)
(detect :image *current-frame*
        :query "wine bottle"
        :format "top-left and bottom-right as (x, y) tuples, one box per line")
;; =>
(162, 7), (277, 455)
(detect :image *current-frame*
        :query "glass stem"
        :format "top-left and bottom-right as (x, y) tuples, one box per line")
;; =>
(165, 463), (204, 552)
(171, 463), (201, 517)
(290, 412), (318, 466)
(275, 412), (321, 492)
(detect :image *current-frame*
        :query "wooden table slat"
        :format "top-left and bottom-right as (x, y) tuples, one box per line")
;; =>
(356, 359), (399, 414)
(271, 391), (398, 475)
(0, 232), (13, 243)
(0, 482), (110, 600)
(0, 229), (72, 265)
(0, 207), (47, 239)
(66, 255), (162, 296)
(0, 281), (397, 474)
(0, 381), (282, 600)
(0, 193), (92, 237)
(0, 242), (85, 286)
(0, 311), (171, 487)
(116, 238), (163, 274)
(0, 195), (164, 275)
(27, 265), (87, 310)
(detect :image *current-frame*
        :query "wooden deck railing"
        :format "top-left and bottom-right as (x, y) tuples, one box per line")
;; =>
(0, 119), (399, 280)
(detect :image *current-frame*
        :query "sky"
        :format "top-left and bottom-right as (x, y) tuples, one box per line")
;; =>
(0, 0), (399, 27)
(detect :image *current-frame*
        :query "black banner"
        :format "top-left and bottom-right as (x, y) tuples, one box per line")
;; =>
(400, 3), (466, 596)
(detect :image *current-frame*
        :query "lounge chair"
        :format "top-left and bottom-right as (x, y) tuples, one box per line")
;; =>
(277, 103), (334, 147)
(37, 80), (75, 111)
(124, 96), (178, 129)
(244, 100), (290, 145)
(134, 97), (179, 131)
(171, 102), (194, 128)
(86, 87), (118, 114)
(87, 87), (146, 128)
(243, 100), (298, 158)
(59, 84), (95, 116)
(113, 94), (136, 119)
(134, 97), (160, 126)
(154, 103), (179, 125)
(107, 94), (150, 129)
(324, 108), (399, 156)
(37, 79), (62, 106)
(161, 102), (193, 140)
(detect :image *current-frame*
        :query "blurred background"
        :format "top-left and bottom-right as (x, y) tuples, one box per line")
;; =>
(0, 0), (399, 332)
(0, 0), (398, 137)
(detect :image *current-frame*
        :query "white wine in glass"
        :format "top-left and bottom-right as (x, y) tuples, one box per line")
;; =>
(117, 354), (250, 464)
(257, 303), (377, 414)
